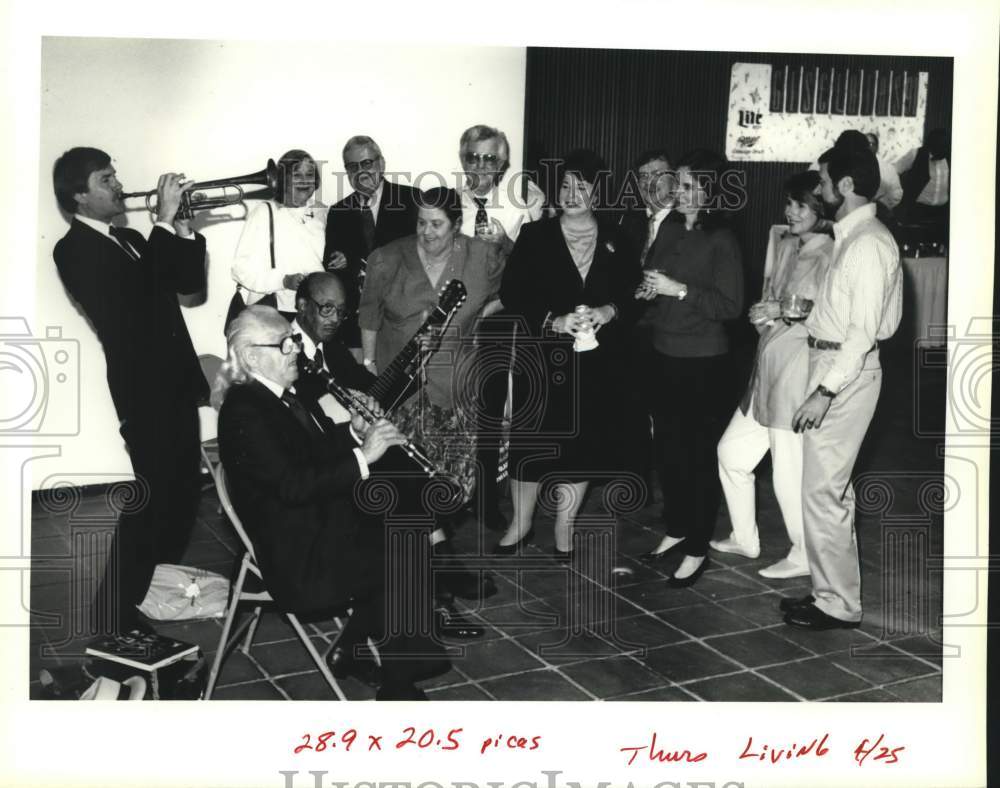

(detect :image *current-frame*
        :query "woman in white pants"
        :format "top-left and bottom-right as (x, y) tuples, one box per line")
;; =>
(712, 171), (833, 579)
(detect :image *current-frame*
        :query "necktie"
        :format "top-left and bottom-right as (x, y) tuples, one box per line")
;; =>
(109, 226), (139, 261)
(313, 345), (325, 372)
(360, 196), (376, 256)
(473, 197), (489, 232)
(642, 214), (658, 265)
(281, 390), (325, 439)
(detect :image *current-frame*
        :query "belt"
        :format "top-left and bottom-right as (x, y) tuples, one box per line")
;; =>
(807, 335), (879, 352)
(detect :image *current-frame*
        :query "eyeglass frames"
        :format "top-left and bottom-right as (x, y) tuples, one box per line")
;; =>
(309, 299), (349, 320)
(345, 157), (381, 174)
(250, 333), (302, 355)
(463, 152), (501, 166)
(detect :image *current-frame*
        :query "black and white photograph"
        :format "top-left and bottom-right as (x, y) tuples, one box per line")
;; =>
(1, 1), (995, 787)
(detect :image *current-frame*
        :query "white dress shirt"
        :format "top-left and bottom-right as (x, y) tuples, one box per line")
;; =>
(358, 181), (384, 225)
(459, 169), (545, 243)
(76, 215), (193, 258)
(894, 149), (950, 206)
(231, 199), (328, 312)
(289, 319), (354, 425)
(250, 372), (368, 478)
(874, 156), (903, 210)
(644, 206), (672, 261)
(805, 202), (903, 393)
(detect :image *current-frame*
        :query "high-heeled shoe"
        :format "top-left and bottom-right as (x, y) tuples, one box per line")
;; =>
(638, 539), (686, 565)
(492, 526), (535, 555)
(666, 556), (710, 588)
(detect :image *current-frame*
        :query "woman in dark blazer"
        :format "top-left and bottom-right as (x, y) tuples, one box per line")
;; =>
(635, 149), (744, 587)
(497, 149), (639, 560)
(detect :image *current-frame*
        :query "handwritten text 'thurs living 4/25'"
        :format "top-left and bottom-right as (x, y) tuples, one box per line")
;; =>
(618, 732), (905, 767)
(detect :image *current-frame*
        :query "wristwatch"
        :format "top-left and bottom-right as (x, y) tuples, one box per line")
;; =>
(817, 385), (837, 399)
(677, 285), (688, 301)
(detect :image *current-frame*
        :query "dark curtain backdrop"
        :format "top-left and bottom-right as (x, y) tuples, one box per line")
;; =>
(523, 47), (953, 311)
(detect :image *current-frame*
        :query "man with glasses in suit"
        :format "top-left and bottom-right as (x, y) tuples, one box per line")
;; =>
(324, 136), (420, 362)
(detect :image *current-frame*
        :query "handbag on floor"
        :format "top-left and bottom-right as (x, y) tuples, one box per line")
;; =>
(224, 201), (278, 334)
(138, 563), (229, 621)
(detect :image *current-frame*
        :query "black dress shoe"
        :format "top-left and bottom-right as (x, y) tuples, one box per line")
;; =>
(666, 556), (710, 588)
(407, 656), (452, 683)
(325, 643), (380, 687)
(376, 682), (428, 701)
(778, 594), (816, 614)
(442, 569), (498, 601)
(492, 526), (535, 555)
(435, 606), (484, 639)
(639, 540), (685, 565)
(783, 603), (860, 630)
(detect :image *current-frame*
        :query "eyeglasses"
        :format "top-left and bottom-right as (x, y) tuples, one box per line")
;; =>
(463, 152), (501, 166)
(309, 298), (349, 320)
(250, 333), (302, 355)
(345, 157), (381, 174)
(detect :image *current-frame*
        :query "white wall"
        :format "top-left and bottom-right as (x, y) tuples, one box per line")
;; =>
(34, 37), (526, 489)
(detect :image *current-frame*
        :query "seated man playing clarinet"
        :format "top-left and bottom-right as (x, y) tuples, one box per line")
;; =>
(292, 271), (485, 640)
(214, 305), (449, 699)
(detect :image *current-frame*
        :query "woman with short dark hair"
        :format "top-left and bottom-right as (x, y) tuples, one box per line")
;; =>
(496, 149), (639, 561)
(358, 186), (502, 503)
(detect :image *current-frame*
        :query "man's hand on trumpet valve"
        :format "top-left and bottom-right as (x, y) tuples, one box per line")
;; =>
(361, 419), (408, 464)
(154, 172), (197, 233)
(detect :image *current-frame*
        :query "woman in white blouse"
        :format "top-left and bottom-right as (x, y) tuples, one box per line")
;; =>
(231, 149), (327, 320)
(712, 170), (834, 579)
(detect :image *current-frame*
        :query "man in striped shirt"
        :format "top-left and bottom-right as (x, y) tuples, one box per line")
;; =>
(781, 145), (903, 631)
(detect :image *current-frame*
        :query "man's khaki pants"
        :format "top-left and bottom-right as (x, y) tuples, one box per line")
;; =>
(802, 350), (882, 622)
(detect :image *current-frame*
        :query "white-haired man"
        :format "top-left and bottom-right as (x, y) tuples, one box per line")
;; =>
(458, 125), (545, 532)
(216, 305), (449, 698)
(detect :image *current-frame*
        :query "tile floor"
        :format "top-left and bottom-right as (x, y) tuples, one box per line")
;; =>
(28, 341), (946, 702)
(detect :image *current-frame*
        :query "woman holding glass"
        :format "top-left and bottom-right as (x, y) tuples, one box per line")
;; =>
(231, 149), (326, 321)
(635, 149), (744, 587)
(496, 149), (639, 561)
(711, 170), (833, 579)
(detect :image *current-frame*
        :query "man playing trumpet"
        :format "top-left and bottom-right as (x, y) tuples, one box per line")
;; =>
(52, 147), (206, 638)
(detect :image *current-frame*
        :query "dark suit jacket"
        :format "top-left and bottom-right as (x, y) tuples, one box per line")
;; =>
(500, 216), (640, 342)
(323, 181), (421, 346)
(53, 220), (208, 429)
(218, 379), (376, 613)
(294, 336), (376, 407)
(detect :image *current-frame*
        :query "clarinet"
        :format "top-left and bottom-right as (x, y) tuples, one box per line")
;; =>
(301, 356), (441, 478)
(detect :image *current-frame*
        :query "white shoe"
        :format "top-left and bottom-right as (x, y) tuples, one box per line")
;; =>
(708, 537), (760, 559)
(758, 558), (810, 579)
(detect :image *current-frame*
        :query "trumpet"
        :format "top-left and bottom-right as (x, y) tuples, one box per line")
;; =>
(121, 159), (283, 219)
(301, 356), (442, 479)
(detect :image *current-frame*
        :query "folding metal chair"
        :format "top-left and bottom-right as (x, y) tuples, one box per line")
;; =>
(203, 465), (347, 700)
(197, 354), (224, 490)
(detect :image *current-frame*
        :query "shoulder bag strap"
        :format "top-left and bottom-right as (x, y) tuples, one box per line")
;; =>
(266, 201), (276, 269)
